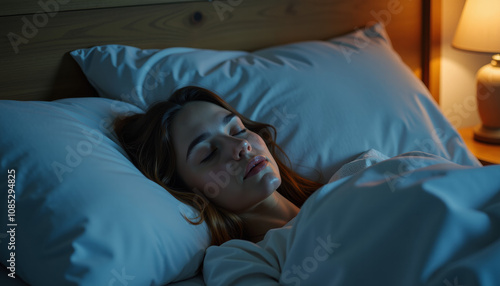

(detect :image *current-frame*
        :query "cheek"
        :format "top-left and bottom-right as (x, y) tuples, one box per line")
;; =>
(177, 158), (241, 205)
(192, 166), (236, 200)
(176, 162), (210, 196)
(194, 166), (250, 211)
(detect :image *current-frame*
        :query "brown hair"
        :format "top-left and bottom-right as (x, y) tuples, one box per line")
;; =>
(114, 86), (322, 245)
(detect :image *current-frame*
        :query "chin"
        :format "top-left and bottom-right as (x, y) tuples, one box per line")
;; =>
(261, 172), (281, 194)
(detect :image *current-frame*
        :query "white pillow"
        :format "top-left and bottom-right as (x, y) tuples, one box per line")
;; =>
(0, 98), (209, 285)
(71, 23), (480, 181)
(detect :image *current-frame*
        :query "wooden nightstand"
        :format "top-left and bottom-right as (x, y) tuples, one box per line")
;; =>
(458, 126), (500, 166)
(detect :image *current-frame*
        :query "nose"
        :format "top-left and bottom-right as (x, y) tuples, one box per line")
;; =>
(232, 138), (251, 160)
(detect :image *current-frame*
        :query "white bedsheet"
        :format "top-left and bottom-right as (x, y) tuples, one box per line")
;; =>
(203, 151), (500, 285)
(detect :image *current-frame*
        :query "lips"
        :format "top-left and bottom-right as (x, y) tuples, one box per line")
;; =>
(244, 155), (268, 180)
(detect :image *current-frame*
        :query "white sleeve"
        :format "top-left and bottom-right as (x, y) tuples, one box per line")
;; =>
(203, 224), (292, 286)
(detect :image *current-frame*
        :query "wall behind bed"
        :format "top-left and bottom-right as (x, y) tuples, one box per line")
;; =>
(0, 0), (437, 101)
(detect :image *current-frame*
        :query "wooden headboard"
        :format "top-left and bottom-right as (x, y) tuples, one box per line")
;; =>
(0, 0), (440, 101)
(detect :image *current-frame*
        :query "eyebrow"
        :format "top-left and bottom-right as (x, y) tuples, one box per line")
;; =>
(185, 113), (236, 161)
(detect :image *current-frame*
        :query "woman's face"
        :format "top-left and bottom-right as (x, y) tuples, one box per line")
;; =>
(171, 101), (281, 214)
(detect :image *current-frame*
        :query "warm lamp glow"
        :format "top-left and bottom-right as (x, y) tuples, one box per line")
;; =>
(453, 0), (500, 145)
(452, 0), (500, 53)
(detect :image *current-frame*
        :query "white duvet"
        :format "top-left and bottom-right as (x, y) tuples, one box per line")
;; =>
(202, 151), (500, 285)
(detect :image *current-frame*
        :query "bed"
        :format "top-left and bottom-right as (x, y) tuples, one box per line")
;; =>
(1, 0), (500, 285)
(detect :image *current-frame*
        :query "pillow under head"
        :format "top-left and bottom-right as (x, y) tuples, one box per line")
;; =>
(71, 23), (480, 181)
(0, 98), (209, 285)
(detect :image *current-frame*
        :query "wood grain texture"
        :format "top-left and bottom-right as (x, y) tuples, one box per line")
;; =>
(0, 0), (203, 17)
(0, 0), (425, 101)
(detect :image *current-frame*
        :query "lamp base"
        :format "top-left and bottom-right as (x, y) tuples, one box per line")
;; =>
(473, 124), (500, 144)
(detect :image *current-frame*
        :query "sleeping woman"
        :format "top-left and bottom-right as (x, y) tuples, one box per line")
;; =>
(114, 85), (323, 245)
(114, 85), (500, 285)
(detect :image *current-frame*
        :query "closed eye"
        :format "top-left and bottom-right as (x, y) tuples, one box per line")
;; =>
(200, 129), (247, 164)
(233, 128), (247, 136)
(201, 148), (217, 164)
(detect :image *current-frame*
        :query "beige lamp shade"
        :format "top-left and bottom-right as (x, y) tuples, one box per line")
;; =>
(452, 0), (500, 53)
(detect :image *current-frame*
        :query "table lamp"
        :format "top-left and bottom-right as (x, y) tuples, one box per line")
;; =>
(452, 0), (500, 144)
